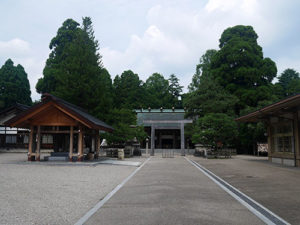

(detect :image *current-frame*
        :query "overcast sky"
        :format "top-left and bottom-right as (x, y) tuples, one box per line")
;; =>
(0, 0), (300, 100)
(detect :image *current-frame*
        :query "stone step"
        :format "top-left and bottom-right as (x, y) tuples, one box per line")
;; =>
(50, 152), (69, 157)
(45, 156), (68, 161)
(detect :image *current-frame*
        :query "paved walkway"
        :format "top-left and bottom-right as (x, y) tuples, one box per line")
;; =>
(193, 155), (300, 224)
(85, 157), (264, 225)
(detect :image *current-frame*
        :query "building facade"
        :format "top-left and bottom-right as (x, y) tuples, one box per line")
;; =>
(0, 103), (30, 149)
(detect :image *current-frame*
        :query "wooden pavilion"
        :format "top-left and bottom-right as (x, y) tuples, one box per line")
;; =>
(5, 93), (113, 161)
(236, 94), (300, 167)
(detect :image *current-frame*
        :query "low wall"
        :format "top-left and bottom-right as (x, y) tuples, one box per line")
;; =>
(140, 148), (195, 155)
(194, 144), (237, 158)
(271, 157), (296, 167)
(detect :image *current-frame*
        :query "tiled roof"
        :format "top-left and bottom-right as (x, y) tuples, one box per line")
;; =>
(0, 103), (30, 115)
(235, 93), (300, 122)
(136, 109), (187, 127)
(5, 94), (113, 131)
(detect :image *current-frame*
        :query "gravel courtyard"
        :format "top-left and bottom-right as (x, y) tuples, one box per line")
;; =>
(0, 153), (145, 225)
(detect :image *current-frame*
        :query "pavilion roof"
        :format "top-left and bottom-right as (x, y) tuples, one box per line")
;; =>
(235, 94), (300, 122)
(5, 93), (114, 132)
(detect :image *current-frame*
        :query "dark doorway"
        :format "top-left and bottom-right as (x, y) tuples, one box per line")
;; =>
(162, 139), (173, 149)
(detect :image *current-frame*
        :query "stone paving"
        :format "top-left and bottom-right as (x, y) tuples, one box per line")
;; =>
(192, 155), (300, 225)
(1, 153), (299, 225)
(85, 156), (264, 225)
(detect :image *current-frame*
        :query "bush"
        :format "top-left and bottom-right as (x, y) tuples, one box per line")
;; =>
(192, 113), (238, 149)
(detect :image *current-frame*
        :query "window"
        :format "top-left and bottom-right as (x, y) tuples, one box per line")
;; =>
(42, 135), (53, 144)
(271, 122), (293, 153)
(6, 135), (17, 144)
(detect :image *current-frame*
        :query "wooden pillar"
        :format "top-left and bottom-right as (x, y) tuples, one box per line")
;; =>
(4, 126), (6, 147)
(146, 138), (149, 155)
(78, 126), (83, 161)
(173, 133), (176, 149)
(92, 135), (95, 152)
(36, 125), (41, 161)
(69, 126), (73, 162)
(95, 132), (100, 159)
(159, 131), (162, 149)
(151, 124), (155, 156)
(181, 122), (185, 156)
(267, 120), (272, 162)
(28, 126), (34, 161)
(293, 112), (299, 167)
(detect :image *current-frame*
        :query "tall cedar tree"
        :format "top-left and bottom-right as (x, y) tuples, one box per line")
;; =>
(188, 49), (217, 92)
(144, 73), (173, 108)
(210, 25), (277, 115)
(168, 74), (183, 108)
(209, 25), (277, 153)
(274, 68), (300, 98)
(185, 26), (277, 152)
(36, 17), (112, 121)
(0, 59), (32, 109)
(113, 70), (146, 109)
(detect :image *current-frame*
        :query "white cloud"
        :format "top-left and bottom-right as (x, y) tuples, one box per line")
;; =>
(0, 39), (31, 56)
(102, 0), (300, 91)
(102, 24), (192, 81)
(1, 0), (300, 100)
(0, 38), (46, 101)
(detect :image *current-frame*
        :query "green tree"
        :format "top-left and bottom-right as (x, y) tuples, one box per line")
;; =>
(113, 70), (146, 109)
(103, 108), (147, 144)
(188, 49), (217, 92)
(36, 19), (82, 94)
(210, 25), (277, 114)
(35, 17), (112, 121)
(0, 59), (32, 109)
(274, 68), (300, 98)
(144, 73), (173, 108)
(184, 76), (238, 118)
(185, 75), (238, 148)
(168, 74), (183, 108)
(93, 68), (114, 121)
(192, 113), (238, 149)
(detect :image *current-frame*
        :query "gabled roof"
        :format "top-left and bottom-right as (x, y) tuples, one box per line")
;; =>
(235, 94), (300, 122)
(5, 93), (114, 132)
(0, 103), (30, 115)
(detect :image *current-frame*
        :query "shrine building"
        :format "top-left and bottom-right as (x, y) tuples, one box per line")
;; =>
(135, 108), (193, 155)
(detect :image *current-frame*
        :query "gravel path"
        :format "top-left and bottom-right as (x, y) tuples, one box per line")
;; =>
(0, 153), (145, 225)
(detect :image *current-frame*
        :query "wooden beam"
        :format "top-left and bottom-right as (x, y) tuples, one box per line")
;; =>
(54, 104), (92, 129)
(36, 125), (41, 161)
(28, 126), (34, 161)
(40, 130), (79, 134)
(78, 126), (83, 161)
(69, 126), (73, 162)
(9, 101), (54, 127)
